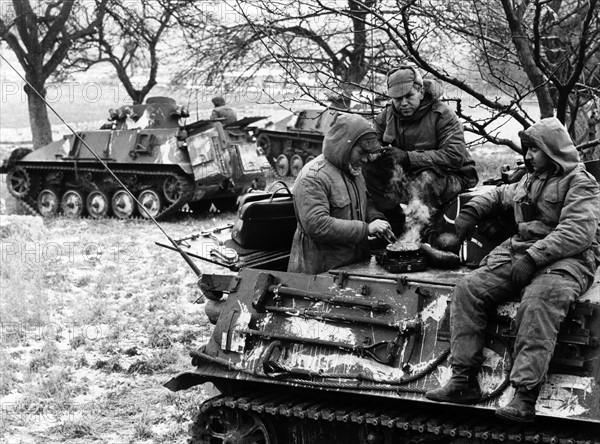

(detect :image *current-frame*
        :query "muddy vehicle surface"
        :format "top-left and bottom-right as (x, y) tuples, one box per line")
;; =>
(0, 97), (266, 219)
(162, 160), (600, 444)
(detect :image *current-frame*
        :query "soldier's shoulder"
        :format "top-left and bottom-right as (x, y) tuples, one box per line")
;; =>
(577, 164), (600, 184)
(376, 104), (392, 118)
(431, 100), (456, 116)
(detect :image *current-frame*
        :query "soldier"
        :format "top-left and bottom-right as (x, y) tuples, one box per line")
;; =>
(288, 114), (392, 274)
(425, 117), (600, 422)
(210, 96), (237, 126)
(363, 65), (478, 235)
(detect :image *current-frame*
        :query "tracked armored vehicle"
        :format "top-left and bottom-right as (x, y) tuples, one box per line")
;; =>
(162, 160), (600, 443)
(0, 97), (266, 219)
(256, 107), (336, 177)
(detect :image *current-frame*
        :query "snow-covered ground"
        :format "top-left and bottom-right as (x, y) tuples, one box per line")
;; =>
(0, 212), (230, 443)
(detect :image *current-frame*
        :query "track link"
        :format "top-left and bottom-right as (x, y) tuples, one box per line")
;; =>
(191, 393), (600, 444)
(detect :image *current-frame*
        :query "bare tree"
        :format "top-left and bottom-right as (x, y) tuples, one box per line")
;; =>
(182, 0), (599, 154)
(176, 0), (392, 112)
(69, 0), (207, 105)
(405, 0), (599, 151)
(0, 0), (107, 148)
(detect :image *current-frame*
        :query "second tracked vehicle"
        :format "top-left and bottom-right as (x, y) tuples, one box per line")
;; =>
(255, 107), (336, 177)
(1, 97), (267, 219)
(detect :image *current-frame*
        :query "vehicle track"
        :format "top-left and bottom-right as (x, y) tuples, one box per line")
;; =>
(190, 393), (600, 444)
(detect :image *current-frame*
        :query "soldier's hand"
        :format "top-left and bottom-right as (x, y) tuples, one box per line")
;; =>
(393, 149), (410, 168)
(454, 206), (479, 242)
(510, 254), (537, 288)
(368, 219), (391, 236)
(378, 148), (410, 169)
(379, 149), (396, 171)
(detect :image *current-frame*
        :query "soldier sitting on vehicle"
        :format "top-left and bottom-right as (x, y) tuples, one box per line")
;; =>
(363, 65), (478, 236)
(288, 114), (392, 275)
(425, 117), (600, 423)
(210, 96), (238, 126)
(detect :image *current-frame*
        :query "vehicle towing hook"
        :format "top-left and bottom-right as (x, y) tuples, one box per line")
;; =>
(209, 246), (239, 263)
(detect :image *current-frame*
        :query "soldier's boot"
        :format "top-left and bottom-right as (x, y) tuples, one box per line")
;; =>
(424, 366), (482, 404)
(495, 386), (539, 423)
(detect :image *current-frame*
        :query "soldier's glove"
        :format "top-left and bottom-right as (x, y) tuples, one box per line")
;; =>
(510, 254), (537, 288)
(393, 149), (410, 169)
(381, 148), (410, 169)
(367, 151), (394, 183)
(379, 149), (396, 171)
(454, 206), (479, 242)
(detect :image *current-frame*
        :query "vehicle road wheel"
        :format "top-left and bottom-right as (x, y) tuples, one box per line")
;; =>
(137, 189), (162, 219)
(163, 175), (183, 204)
(60, 190), (86, 218)
(275, 154), (289, 177)
(7, 167), (31, 198)
(111, 190), (136, 219)
(86, 190), (111, 219)
(37, 189), (60, 217)
(289, 154), (304, 177)
(190, 405), (277, 444)
(305, 155), (315, 164)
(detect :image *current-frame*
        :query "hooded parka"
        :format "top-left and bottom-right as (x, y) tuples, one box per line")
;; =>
(287, 114), (385, 274)
(449, 117), (600, 390)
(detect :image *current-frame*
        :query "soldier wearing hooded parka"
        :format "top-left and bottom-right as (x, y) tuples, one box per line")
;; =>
(287, 114), (391, 275)
(426, 117), (600, 423)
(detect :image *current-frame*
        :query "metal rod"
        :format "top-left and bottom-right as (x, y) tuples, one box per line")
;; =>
(263, 304), (420, 331)
(271, 285), (390, 311)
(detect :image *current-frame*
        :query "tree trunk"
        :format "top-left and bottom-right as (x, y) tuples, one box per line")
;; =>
(500, 0), (555, 119)
(24, 83), (53, 149)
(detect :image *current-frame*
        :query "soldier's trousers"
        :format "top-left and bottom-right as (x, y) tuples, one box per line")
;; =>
(448, 259), (580, 390)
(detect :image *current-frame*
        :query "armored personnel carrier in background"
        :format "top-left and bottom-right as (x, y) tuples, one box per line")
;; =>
(255, 107), (337, 177)
(255, 93), (385, 178)
(0, 97), (267, 219)
(161, 159), (600, 444)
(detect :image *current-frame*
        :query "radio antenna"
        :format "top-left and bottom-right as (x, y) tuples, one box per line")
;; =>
(0, 52), (201, 276)
(369, 1), (377, 116)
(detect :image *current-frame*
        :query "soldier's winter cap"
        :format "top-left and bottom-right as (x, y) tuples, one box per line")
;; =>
(387, 66), (423, 98)
(212, 96), (226, 106)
